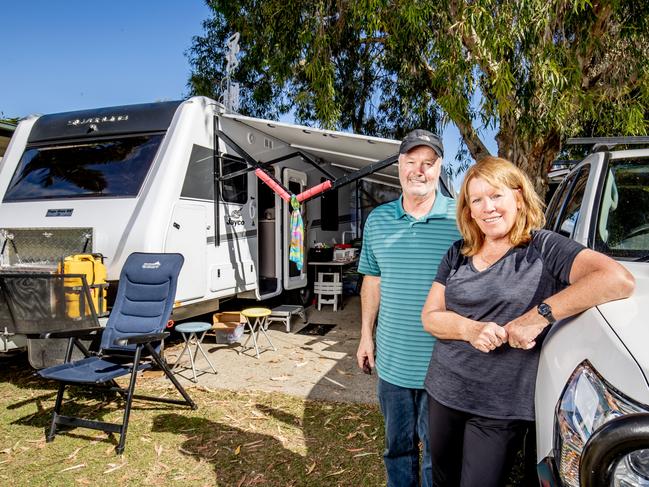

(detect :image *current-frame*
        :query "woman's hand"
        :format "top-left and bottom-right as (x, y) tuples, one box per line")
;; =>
(503, 319), (545, 350)
(468, 322), (508, 353)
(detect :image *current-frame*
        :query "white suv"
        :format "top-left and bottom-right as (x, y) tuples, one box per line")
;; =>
(536, 139), (649, 486)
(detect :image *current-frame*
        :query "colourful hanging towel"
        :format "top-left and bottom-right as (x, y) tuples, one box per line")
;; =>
(289, 195), (304, 270)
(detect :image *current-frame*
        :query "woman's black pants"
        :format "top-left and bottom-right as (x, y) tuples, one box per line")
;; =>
(427, 395), (534, 487)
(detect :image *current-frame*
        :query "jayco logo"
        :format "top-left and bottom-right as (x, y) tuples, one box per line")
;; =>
(226, 217), (245, 226)
(142, 261), (161, 269)
(226, 209), (245, 227)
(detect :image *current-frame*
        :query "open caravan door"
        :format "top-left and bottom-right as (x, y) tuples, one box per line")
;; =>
(282, 168), (307, 291)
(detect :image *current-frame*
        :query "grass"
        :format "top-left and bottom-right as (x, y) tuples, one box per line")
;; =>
(0, 355), (385, 486)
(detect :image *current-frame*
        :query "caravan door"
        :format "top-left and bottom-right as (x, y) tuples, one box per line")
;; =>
(219, 161), (257, 292)
(165, 202), (207, 301)
(282, 168), (307, 290)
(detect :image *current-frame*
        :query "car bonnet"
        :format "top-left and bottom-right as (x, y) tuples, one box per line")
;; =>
(596, 261), (649, 384)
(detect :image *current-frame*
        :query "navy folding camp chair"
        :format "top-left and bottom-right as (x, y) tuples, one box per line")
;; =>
(37, 252), (196, 454)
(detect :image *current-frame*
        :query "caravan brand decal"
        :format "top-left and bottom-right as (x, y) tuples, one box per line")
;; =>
(46, 209), (74, 217)
(142, 261), (161, 269)
(67, 115), (129, 126)
(226, 209), (245, 227)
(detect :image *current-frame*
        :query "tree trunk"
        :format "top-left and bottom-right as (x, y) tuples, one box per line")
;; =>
(454, 117), (491, 162)
(496, 126), (561, 199)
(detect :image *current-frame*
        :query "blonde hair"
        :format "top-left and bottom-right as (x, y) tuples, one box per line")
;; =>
(457, 156), (545, 255)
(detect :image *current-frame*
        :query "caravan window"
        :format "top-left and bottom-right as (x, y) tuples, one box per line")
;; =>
(3, 135), (162, 201)
(180, 148), (248, 204)
(181, 144), (214, 200)
(220, 157), (248, 204)
(320, 177), (339, 231)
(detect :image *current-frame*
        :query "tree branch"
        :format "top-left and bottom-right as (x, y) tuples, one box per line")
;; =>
(419, 56), (491, 161)
(455, 117), (491, 161)
(576, 1), (614, 89)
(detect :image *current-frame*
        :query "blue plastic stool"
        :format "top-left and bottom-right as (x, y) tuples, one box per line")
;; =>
(172, 322), (217, 382)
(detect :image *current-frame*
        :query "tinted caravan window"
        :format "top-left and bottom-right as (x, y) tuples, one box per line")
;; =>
(3, 134), (163, 201)
(220, 157), (248, 204)
(320, 177), (338, 231)
(181, 144), (214, 200)
(181, 150), (248, 203)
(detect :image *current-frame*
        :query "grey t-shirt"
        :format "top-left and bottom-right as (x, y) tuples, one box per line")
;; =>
(424, 230), (585, 420)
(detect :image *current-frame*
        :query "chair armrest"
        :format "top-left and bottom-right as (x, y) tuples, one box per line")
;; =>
(113, 332), (169, 346)
(34, 327), (104, 339)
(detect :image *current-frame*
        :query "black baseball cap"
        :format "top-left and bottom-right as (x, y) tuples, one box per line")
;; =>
(399, 129), (444, 158)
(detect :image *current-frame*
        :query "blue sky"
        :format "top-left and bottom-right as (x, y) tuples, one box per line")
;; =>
(2, 1), (495, 180)
(2, 1), (211, 117)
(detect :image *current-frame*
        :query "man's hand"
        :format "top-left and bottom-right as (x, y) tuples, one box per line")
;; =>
(503, 318), (545, 350)
(356, 336), (375, 372)
(468, 322), (508, 353)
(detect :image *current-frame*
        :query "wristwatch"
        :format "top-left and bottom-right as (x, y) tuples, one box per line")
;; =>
(537, 302), (556, 325)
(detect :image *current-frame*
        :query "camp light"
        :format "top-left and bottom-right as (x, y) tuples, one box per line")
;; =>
(555, 361), (649, 486)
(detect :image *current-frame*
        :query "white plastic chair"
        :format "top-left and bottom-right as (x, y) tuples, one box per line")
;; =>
(314, 272), (343, 311)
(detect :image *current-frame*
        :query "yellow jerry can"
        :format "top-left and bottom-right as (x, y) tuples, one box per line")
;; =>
(58, 254), (108, 318)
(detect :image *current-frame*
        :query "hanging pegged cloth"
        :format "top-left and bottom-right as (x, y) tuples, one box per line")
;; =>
(289, 195), (304, 270)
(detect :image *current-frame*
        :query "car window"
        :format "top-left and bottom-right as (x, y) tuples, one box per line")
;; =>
(554, 166), (590, 239)
(595, 157), (649, 258)
(546, 166), (589, 234)
(546, 176), (573, 231)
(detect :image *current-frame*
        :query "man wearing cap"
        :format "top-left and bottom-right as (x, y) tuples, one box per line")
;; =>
(357, 129), (460, 487)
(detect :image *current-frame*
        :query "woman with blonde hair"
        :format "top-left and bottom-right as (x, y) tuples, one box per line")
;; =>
(421, 156), (634, 486)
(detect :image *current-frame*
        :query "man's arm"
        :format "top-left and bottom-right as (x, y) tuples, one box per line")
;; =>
(356, 275), (381, 370)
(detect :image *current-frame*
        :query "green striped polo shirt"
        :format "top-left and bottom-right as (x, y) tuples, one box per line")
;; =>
(358, 193), (460, 389)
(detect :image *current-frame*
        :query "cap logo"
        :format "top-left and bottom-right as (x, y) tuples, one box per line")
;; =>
(418, 135), (431, 142)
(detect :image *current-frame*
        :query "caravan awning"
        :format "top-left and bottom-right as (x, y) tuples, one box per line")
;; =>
(221, 113), (401, 187)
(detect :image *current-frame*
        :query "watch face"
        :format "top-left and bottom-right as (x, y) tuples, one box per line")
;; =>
(538, 303), (551, 316)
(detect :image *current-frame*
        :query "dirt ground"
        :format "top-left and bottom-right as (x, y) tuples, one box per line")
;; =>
(163, 295), (379, 404)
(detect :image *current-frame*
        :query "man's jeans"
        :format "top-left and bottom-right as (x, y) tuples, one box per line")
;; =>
(377, 378), (432, 487)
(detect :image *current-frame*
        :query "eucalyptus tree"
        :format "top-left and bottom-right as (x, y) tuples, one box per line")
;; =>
(188, 0), (649, 193)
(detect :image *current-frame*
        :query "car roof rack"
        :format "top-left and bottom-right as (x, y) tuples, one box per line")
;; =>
(566, 136), (649, 153)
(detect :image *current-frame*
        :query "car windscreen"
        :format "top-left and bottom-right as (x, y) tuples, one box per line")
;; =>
(3, 134), (163, 201)
(595, 157), (649, 259)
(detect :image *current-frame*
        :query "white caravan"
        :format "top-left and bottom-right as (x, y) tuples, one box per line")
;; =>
(0, 96), (451, 353)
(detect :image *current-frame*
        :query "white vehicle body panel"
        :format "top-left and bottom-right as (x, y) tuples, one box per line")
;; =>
(535, 297), (649, 461)
(536, 144), (649, 483)
(0, 97), (421, 335)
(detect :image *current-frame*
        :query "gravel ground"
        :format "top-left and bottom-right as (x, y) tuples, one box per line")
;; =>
(163, 295), (379, 404)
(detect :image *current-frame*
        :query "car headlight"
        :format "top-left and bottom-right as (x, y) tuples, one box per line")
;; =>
(555, 361), (649, 487)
